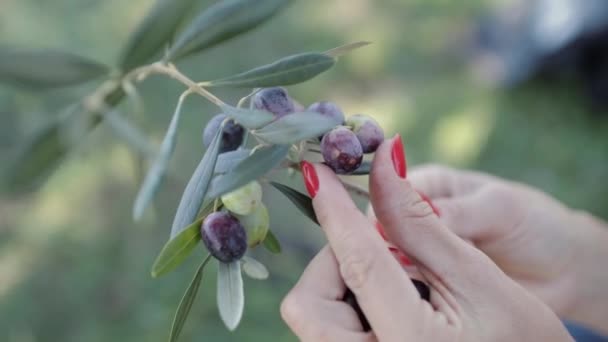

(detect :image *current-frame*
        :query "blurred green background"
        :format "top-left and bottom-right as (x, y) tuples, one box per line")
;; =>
(1, 0), (607, 341)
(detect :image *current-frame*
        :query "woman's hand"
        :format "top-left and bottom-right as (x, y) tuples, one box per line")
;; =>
(280, 136), (572, 341)
(404, 164), (608, 334)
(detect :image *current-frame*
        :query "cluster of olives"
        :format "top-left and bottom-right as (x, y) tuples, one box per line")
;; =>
(199, 87), (384, 262)
(318, 113), (383, 174)
(253, 87), (384, 174)
(203, 87), (384, 175)
(200, 181), (269, 262)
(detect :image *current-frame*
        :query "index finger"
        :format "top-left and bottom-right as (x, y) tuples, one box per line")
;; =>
(300, 161), (421, 339)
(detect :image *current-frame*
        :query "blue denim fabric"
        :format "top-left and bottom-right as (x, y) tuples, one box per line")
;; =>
(564, 320), (608, 342)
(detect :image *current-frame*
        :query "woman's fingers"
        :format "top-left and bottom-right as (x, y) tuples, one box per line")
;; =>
(286, 246), (346, 299)
(369, 136), (488, 289)
(407, 164), (491, 199)
(300, 161), (422, 338)
(281, 246), (375, 340)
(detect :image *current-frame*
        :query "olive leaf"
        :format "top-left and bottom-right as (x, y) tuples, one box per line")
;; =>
(170, 127), (222, 238)
(151, 219), (200, 278)
(204, 53), (336, 88)
(168, 255), (212, 342)
(262, 230), (281, 254)
(351, 161), (371, 175)
(104, 110), (156, 160)
(3, 114), (70, 193)
(217, 261), (245, 331)
(133, 94), (189, 221)
(3, 84), (125, 194)
(166, 0), (293, 60)
(151, 202), (215, 278)
(118, 0), (198, 71)
(205, 145), (289, 200)
(253, 112), (337, 145)
(219, 105), (274, 129)
(270, 182), (318, 225)
(0, 47), (108, 89)
(214, 149), (251, 174)
(324, 41), (372, 58)
(241, 256), (269, 280)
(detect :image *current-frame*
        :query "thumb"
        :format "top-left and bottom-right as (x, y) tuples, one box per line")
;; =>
(369, 135), (482, 284)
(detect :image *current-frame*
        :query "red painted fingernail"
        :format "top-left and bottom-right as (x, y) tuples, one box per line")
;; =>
(391, 135), (406, 179)
(389, 246), (412, 266)
(417, 190), (441, 217)
(375, 221), (388, 241)
(301, 161), (319, 198)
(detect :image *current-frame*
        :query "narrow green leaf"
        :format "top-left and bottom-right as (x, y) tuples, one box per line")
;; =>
(133, 95), (188, 220)
(151, 218), (202, 278)
(205, 145), (289, 200)
(119, 0), (198, 71)
(167, 0), (293, 60)
(324, 41), (372, 58)
(152, 201), (215, 278)
(168, 255), (212, 342)
(2, 86), (125, 194)
(263, 230), (281, 254)
(270, 182), (318, 225)
(351, 161), (371, 175)
(217, 260), (245, 331)
(105, 110), (156, 159)
(0, 47), (108, 89)
(253, 112), (337, 145)
(170, 128), (223, 238)
(220, 105), (274, 129)
(214, 149), (251, 174)
(206, 52), (336, 88)
(241, 256), (269, 280)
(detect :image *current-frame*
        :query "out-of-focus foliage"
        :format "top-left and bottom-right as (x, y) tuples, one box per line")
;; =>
(0, 0), (607, 341)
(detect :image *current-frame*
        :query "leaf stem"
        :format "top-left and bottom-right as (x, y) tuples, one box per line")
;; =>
(236, 88), (261, 108)
(82, 61), (226, 116)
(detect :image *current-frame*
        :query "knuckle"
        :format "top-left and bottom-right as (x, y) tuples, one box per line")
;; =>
(402, 189), (437, 221)
(338, 238), (376, 290)
(280, 292), (303, 328)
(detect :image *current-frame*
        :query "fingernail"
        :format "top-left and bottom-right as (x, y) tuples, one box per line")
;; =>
(375, 221), (388, 241)
(417, 190), (441, 217)
(391, 135), (406, 179)
(301, 161), (319, 198)
(389, 246), (412, 266)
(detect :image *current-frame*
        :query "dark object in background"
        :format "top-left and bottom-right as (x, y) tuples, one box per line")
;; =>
(411, 279), (431, 302)
(472, 0), (608, 108)
(563, 320), (608, 342)
(343, 279), (431, 332)
(343, 289), (371, 332)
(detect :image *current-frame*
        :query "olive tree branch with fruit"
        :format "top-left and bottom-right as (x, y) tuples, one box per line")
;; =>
(0, 0), (387, 340)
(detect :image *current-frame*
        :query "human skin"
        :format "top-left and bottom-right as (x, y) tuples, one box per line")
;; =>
(280, 136), (573, 341)
(401, 164), (608, 336)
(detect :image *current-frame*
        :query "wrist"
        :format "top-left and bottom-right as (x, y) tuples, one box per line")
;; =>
(563, 211), (608, 335)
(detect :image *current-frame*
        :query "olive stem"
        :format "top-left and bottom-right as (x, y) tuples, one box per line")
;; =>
(82, 61), (226, 116)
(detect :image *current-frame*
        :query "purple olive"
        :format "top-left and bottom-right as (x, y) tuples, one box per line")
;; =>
(307, 101), (345, 125)
(252, 87), (295, 117)
(201, 212), (247, 263)
(321, 126), (363, 174)
(346, 114), (384, 153)
(202, 114), (244, 153)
